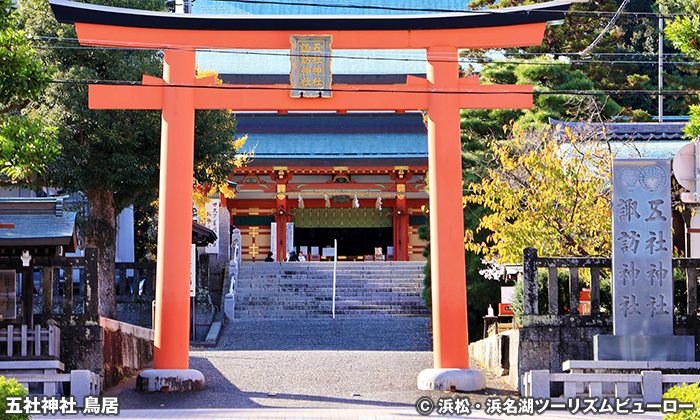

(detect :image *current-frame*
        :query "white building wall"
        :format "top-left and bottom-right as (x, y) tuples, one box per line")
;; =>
(115, 206), (135, 263)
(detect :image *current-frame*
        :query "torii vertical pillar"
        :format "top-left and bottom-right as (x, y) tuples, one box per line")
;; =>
(416, 48), (484, 391)
(138, 49), (205, 390)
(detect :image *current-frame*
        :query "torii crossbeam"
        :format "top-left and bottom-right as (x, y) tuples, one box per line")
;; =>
(51, 0), (575, 392)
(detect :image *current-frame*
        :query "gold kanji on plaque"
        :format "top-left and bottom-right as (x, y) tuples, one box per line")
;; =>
(290, 35), (332, 98)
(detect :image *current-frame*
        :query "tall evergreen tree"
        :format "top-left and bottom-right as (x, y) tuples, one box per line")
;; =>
(466, 0), (699, 118)
(17, 0), (244, 318)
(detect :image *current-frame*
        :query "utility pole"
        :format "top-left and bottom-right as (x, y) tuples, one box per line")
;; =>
(659, 3), (664, 122)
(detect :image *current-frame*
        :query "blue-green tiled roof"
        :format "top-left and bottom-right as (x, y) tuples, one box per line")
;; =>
(196, 48), (427, 76)
(192, 0), (468, 16)
(551, 119), (690, 159)
(236, 113), (427, 158)
(0, 197), (77, 248)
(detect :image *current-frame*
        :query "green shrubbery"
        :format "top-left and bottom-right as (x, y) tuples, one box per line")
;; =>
(664, 383), (700, 420)
(0, 376), (29, 420)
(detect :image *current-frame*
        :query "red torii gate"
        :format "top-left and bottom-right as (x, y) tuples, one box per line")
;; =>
(51, 0), (573, 391)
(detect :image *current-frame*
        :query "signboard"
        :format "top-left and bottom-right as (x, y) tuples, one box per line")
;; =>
(286, 222), (295, 256)
(204, 199), (220, 255)
(270, 222), (277, 260)
(374, 247), (384, 260)
(612, 159), (673, 336)
(0, 270), (16, 320)
(290, 35), (332, 98)
(498, 303), (514, 316)
(190, 245), (196, 297)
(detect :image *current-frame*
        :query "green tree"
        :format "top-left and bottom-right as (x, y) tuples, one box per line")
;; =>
(0, 0), (58, 182)
(17, 0), (245, 318)
(465, 123), (613, 264)
(666, 0), (700, 137)
(467, 0), (699, 118)
(461, 57), (624, 141)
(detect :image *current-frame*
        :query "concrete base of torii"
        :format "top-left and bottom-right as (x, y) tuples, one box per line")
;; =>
(136, 369), (205, 393)
(417, 368), (485, 392)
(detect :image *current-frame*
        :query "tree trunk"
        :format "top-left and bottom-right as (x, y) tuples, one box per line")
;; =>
(85, 188), (117, 319)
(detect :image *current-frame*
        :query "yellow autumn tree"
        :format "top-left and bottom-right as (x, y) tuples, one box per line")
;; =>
(192, 68), (249, 221)
(464, 123), (612, 264)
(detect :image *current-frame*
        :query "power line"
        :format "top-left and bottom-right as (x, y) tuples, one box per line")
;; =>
(496, 52), (690, 57)
(32, 45), (700, 68)
(580, 0), (631, 57)
(48, 79), (700, 96)
(34, 36), (695, 60)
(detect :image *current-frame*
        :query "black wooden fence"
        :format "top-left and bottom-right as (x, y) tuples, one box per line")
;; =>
(114, 262), (156, 300)
(0, 248), (99, 326)
(0, 249), (102, 372)
(523, 247), (700, 318)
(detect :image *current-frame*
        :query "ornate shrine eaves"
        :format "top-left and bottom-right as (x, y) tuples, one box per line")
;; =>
(51, 0), (572, 31)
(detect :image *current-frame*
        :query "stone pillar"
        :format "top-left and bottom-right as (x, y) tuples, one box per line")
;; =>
(595, 159), (694, 361)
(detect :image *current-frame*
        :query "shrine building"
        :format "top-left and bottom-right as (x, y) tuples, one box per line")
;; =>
(225, 112), (428, 262)
(195, 0), (446, 262)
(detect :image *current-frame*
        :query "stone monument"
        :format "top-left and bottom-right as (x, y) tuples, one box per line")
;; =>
(594, 159), (695, 361)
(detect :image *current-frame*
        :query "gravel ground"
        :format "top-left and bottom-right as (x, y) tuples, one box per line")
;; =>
(109, 317), (515, 410)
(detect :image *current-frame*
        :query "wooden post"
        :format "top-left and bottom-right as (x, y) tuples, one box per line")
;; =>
(84, 249), (99, 321)
(426, 47), (469, 369)
(153, 49), (196, 370)
(569, 267), (579, 315)
(42, 266), (53, 316)
(22, 265), (33, 328)
(548, 267), (558, 315)
(687, 267), (697, 316)
(523, 247), (538, 316)
(63, 266), (73, 316)
(590, 268), (601, 315)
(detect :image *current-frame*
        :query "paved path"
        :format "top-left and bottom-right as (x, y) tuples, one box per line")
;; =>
(106, 318), (515, 411)
(41, 317), (669, 418)
(38, 407), (666, 419)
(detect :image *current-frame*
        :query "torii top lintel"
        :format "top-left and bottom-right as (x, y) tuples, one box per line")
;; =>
(50, 0), (574, 50)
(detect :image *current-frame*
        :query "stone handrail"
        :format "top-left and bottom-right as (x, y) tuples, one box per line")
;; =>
(523, 368), (700, 404)
(228, 242), (240, 298)
(224, 228), (242, 319)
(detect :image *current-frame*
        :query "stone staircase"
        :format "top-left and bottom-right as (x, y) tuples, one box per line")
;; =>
(234, 261), (429, 318)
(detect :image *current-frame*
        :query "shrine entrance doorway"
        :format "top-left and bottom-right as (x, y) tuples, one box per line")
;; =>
(295, 227), (393, 260)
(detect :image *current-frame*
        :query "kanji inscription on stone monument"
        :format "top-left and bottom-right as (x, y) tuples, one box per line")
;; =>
(612, 159), (673, 336)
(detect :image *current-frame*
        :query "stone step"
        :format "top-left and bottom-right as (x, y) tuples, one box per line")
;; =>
(234, 261), (429, 319)
(236, 288), (422, 293)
